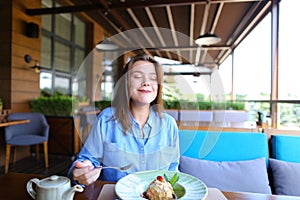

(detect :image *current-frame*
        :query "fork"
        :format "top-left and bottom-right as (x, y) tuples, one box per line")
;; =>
(95, 163), (134, 172)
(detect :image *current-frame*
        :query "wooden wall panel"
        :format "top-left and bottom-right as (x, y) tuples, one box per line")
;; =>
(11, 103), (31, 113)
(11, 68), (39, 82)
(12, 80), (39, 93)
(11, 43), (40, 62)
(0, 0), (12, 109)
(0, 80), (10, 92)
(0, 68), (11, 80)
(12, 31), (41, 52)
(0, 44), (12, 64)
(0, 1), (11, 7)
(12, 0), (42, 26)
(0, 0), (109, 167)
(11, 91), (39, 104)
(0, 31), (12, 47)
(13, 0), (41, 11)
(9, 0), (41, 113)
(0, 2), (12, 30)
(0, 0), (33, 164)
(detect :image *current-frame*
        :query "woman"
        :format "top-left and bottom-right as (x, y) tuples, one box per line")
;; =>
(69, 54), (179, 185)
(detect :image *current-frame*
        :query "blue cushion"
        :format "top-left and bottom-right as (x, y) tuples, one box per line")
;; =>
(179, 130), (269, 164)
(269, 158), (300, 196)
(271, 135), (300, 162)
(179, 156), (272, 194)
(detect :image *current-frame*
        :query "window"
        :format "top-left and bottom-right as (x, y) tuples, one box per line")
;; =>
(278, 0), (300, 99)
(219, 0), (300, 129)
(40, 0), (86, 96)
(218, 55), (232, 100)
(40, 72), (52, 94)
(277, 0), (300, 129)
(101, 51), (119, 100)
(219, 14), (271, 122)
(233, 14), (271, 101)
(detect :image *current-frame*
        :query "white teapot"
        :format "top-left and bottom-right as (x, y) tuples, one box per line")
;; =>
(26, 175), (84, 200)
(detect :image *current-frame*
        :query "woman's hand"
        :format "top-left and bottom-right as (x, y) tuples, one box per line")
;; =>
(72, 160), (101, 186)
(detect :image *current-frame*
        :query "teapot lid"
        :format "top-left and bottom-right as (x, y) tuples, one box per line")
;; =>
(39, 175), (69, 188)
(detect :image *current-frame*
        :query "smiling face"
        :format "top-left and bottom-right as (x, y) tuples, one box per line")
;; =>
(128, 60), (158, 106)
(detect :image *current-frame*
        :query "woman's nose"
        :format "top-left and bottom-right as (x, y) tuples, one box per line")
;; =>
(142, 81), (150, 86)
(141, 76), (151, 86)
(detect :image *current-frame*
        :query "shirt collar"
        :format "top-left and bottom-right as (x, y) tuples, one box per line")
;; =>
(129, 106), (154, 128)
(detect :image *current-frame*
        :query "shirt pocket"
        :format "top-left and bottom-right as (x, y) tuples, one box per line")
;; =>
(160, 146), (179, 168)
(102, 142), (128, 167)
(146, 146), (179, 169)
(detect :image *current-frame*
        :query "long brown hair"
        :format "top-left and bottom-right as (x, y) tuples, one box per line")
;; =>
(111, 54), (164, 133)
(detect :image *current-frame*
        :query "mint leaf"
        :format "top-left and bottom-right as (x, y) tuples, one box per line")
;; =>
(169, 173), (179, 186)
(163, 173), (169, 182)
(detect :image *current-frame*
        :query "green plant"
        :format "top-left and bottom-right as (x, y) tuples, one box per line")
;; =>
(94, 100), (112, 110)
(30, 93), (79, 116)
(0, 98), (2, 110)
(163, 100), (180, 110)
(163, 100), (245, 110)
(198, 101), (212, 110)
(93, 99), (245, 111)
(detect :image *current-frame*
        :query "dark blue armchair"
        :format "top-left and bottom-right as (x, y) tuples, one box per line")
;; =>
(4, 112), (49, 174)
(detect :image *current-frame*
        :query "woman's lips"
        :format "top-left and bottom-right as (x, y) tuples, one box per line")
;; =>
(138, 89), (151, 93)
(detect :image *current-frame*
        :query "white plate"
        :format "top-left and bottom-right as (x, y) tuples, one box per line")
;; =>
(115, 170), (208, 200)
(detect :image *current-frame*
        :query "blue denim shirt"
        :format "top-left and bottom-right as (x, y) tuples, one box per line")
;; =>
(69, 107), (180, 182)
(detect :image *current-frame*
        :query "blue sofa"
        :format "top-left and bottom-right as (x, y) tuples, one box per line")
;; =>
(179, 130), (269, 162)
(177, 130), (300, 196)
(271, 134), (300, 162)
(178, 130), (272, 194)
(269, 135), (300, 196)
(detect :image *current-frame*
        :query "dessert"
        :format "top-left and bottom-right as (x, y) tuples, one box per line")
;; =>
(143, 175), (176, 200)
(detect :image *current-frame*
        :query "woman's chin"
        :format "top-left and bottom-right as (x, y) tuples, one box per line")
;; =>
(132, 98), (156, 106)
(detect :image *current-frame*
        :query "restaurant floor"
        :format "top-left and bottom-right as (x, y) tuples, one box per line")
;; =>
(0, 154), (74, 176)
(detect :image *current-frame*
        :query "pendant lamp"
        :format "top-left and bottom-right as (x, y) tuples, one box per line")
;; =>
(96, 39), (119, 50)
(195, 32), (221, 46)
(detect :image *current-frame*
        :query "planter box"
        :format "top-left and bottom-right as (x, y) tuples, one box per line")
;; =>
(213, 110), (249, 122)
(165, 109), (253, 128)
(180, 110), (213, 122)
(46, 116), (81, 156)
(165, 109), (180, 121)
(165, 109), (214, 122)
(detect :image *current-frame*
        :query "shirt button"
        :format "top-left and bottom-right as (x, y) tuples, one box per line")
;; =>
(140, 147), (144, 151)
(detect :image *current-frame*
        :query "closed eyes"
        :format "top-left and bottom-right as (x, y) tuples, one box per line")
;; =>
(131, 72), (157, 82)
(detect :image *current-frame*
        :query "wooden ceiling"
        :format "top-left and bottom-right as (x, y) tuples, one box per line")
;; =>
(26, 0), (271, 70)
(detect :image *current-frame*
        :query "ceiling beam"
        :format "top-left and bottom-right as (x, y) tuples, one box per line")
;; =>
(217, 0), (271, 65)
(166, 5), (182, 62)
(195, 1), (211, 65)
(126, 8), (154, 56)
(109, 0), (207, 9)
(116, 45), (231, 52)
(189, 4), (195, 63)
(108, 0), (261, 9)
(25, 3), (105, 15)
(97, 0), (149, 51)
(200, 2), (224, 65)
(25, 0), (264, 15)
(145, 7), (169, 58)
